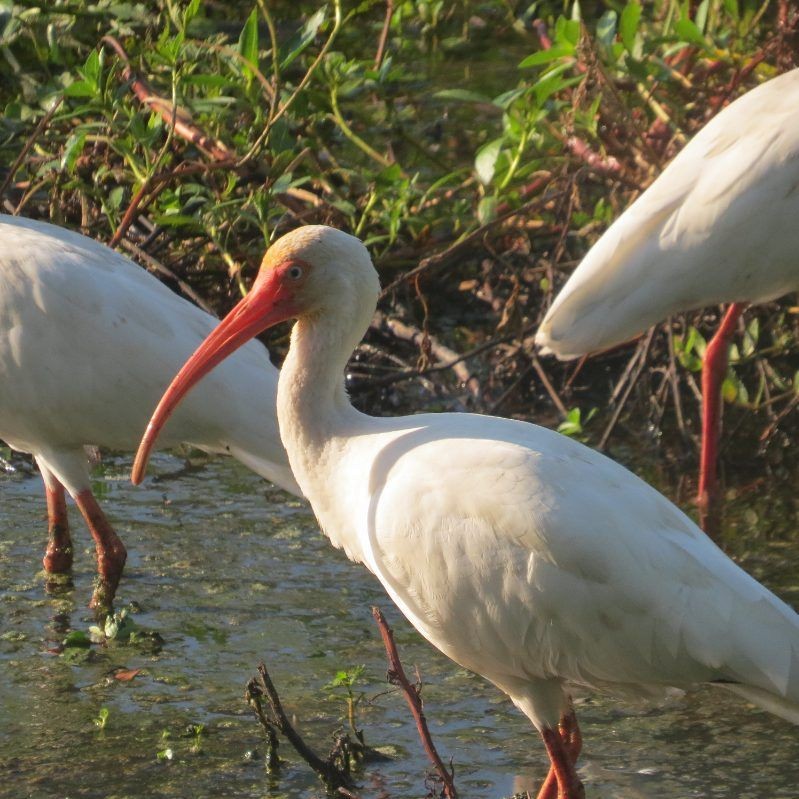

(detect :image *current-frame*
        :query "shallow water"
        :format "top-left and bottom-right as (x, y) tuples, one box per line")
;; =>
(1, 449), (799, 799)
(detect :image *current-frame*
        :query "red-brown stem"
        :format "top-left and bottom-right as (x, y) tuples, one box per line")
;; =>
(698, 303), (746, 511)
(108, 159), (235, 247)
(374, 0), (394, 70)
(43, 482), (73, 573)
(371, 607), (458, 799)
(101, 36), (233, 162)
(565, 137), (622, 177)
(532, 19), (553, 51)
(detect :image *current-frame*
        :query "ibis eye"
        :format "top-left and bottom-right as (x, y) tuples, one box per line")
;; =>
(287, 264), (303, 280)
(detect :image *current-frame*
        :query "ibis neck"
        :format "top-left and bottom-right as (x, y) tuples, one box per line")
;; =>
(276, 310), (366, 482)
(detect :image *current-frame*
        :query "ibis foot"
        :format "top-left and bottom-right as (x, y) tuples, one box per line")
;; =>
(536, 710), (584, 799)
(74, 489), (127, 611)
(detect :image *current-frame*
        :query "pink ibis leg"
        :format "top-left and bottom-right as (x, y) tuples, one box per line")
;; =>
(535, 710), (584, 799)
(42, 480), (74, 573)
(698, 303), (746, 513)
(73, 489), (127, 611)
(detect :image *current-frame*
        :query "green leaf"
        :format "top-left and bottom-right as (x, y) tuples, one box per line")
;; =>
(475, 138), (503, 185)
(620, 2), (642, 54)
(238, 7), (259, 77)
(63, 630), (92, 648)
(741, 317), (759, 357)
(80, 49), (101, 85)
(434, 88), (492, 104)
(556, 16), (581, 45)
(695, 0), (710, 32)
(674, 17), (707, 47)
(281, 8), (326, 70)
(492, 87), (526, 110)
(596, 10), (617, 49)
(64, 79), (95, 98)
(183, 0), (202, 28)
(477, 195), (497, 224)
(519, 45), (575, 68)
(722, 0), (739, 19)
(557, 407), (583, 437)
(60, 131), (86, 174)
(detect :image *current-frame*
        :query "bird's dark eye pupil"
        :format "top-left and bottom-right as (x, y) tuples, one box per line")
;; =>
(289, 266), (302, 279)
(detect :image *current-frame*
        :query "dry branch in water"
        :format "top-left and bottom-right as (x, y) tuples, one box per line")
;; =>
(372, 607), (458, 799)
(245, 662), (359, 793)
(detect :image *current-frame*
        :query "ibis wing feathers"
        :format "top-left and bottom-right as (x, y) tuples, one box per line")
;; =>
(535, 68), (799, 359)
(358, 413), (799, 714)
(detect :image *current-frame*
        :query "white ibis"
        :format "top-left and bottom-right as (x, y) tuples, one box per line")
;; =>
(535, 67), (799, 510)
(134, 225), (799, 799)
(0, 215), (299, 610)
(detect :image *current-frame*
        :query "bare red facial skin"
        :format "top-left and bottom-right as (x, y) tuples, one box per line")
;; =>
(131, 261), (304, 485)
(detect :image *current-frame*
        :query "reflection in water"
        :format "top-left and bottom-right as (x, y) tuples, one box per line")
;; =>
(1, 452), (798, 798)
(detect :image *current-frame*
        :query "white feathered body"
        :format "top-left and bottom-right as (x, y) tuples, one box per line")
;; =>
(267, 222), (799, 734)
(0, 215), (298, 495)
(536, 67), (799, 359)
(286, 402), (799, 729)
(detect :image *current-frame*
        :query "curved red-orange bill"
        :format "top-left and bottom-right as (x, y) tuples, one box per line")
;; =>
(131, 268), (293, 485)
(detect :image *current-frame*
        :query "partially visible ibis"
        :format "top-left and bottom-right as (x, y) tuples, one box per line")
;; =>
(0, 215), (299, 609)
(535, 68), (799, 510)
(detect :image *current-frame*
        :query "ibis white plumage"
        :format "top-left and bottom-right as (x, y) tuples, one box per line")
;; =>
(135, 226), (799, 798)
(0, 215), (299, 609)
(535, 67), (799, 510)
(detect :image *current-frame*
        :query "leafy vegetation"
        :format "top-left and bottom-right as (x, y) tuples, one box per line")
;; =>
(1, 0), (797, 493)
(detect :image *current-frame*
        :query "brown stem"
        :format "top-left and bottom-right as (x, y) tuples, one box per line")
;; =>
(374, 0), (395, 70)
(597, 329), (655, 450)
(371, 607), (458, 799)
(258, 663), (335, 778)
(244, 676), (281, 771)
(108, 159), (235, 247)
(531, 352), (568, 419)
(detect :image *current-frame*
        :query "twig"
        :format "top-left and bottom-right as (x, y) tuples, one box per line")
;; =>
(245, 674), (281, 771)
(0, 96), (63, 205)
(532, 19), (553, 50)
(759, 393), (799, 444)
(597, 329), (655, 450)
(565, 137), (622, 177)
(487, 364), (535, 415)
(371, 607), (458, 799)
(374, 0), (395, 70)
(247, 662), (356, 791)
(268, 0), (343, 130)
(108, 159), (235, 247)
(666, 320), (687, 440)
(374, 311), (479, 398)
(531, 352), (568, 419)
